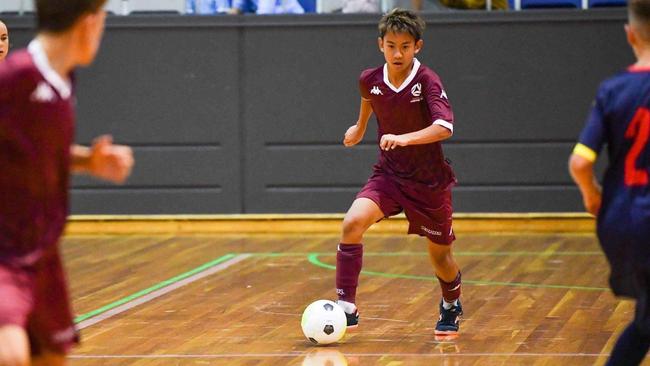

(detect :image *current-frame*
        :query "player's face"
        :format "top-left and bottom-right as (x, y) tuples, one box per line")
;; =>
(0, 22), (9, 62)
(379, 32), (422, 74)
(77, 9), (106, 66)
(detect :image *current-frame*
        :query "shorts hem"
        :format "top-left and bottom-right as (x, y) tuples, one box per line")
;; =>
(407, 228), (455, 245)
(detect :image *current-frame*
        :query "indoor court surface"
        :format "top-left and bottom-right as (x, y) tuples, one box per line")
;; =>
(61, 227), (648, 366)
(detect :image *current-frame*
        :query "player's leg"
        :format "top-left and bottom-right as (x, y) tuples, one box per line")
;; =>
(605, 268), (650, 366)
(427, 239), (460, 284)
(32, 352), (66, 366)
(0, 325), (30, 366)
(404, 186), (461, 335)
(28, 249), (77, 366)
(0, 264), (33, 366)
(336, 197), (386, 328)
(427, 239), (463, 335)
(605, 321), (649, 366)
(341, 197), (385, 244)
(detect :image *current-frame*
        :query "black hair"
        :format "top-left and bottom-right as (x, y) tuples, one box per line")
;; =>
(36, 0), (107, 33)
(378, 8), (425, 42)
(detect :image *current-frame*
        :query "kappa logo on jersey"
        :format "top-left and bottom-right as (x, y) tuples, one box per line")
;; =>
(440, 90), (448, 100)
(371, 86), (383, 95)
(411, 83), (422, 97)
(30, 82), (56, 103)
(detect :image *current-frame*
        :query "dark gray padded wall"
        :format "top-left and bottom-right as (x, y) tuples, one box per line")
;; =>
(74, 19), (242, 213)
(2, 10), (630, 213)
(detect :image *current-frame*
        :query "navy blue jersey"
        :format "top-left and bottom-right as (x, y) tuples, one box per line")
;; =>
(574, 66), (650, 296)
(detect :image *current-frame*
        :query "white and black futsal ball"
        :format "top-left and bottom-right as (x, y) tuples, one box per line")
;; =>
(300, 300), (347, 345)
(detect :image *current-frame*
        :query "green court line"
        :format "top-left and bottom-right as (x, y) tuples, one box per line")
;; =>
(75, 250), (606, 324)
(307, 254), (609, 292)
(74, 253), (237, 324)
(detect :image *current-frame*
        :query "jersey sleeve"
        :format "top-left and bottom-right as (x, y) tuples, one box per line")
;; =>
(574, 86), (608, 162)
(358, 70), (372, 101)
(423, 72), (454, 133)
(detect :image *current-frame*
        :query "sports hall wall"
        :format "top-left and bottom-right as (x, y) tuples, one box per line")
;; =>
(4, 10), (631, 214)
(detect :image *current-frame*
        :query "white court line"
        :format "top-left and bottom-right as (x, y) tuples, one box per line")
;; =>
(77, 254), (252, 330)
(70, 352), (607, 359)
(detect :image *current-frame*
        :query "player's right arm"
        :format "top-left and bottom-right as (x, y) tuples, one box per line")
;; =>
(343, 98), (373, 147)
(569, 87), (607, 216)
(344, 71), (375, 147)
(71, 135), (134, 184)
(569, 152), (601, 216)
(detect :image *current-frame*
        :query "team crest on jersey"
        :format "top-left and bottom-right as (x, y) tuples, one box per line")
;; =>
(370, 86), (383, 96)
(411, 83), (422, 97)
(30, 82), (56, 103)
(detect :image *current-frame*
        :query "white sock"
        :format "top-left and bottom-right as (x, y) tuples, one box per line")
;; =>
(442, 298), (458, 310)
(337, 300), (357, 314)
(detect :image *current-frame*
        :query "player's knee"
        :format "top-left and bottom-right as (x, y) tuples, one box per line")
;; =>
(0, 328), (30, 366)
(429, 253), (449, 268)
(0, 351), (30, 366)
(342, 215), (369, 238)
(428, 243), (452, 263)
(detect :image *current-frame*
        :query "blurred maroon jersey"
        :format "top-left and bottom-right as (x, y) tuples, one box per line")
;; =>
(0, 40), (75, 266)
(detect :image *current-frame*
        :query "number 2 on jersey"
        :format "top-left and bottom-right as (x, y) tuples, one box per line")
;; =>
(624, 107), (650, 187)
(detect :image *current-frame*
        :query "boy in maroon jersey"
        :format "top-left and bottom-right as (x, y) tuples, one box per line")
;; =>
(336, 8), (462, 336)
(0, 20), (8, 62)
(0, 1), (133, 365)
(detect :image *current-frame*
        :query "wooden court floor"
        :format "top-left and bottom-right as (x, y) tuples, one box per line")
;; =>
(60, 231), (648, 366)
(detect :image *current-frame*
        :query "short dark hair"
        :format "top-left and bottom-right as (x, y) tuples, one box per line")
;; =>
(36, 0), (107, 33)
(630, 0), (650, 42)
(378, 8), (425, 42)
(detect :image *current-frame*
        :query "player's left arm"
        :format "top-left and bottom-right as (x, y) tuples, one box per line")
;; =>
(71, 135), (134, 184)
(380, 73), (453, 151)
(379, 124), (451, 151)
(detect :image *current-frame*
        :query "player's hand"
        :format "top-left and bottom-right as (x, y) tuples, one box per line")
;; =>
(88, 135), (134, 184)
(582, 190), (602, 217)
(380, 134), (409, 151)
(344, 124), (364, 147)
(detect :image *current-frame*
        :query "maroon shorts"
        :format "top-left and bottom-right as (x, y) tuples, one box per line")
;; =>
(357, 171), (456, 245)
(0, 247), (79, 355)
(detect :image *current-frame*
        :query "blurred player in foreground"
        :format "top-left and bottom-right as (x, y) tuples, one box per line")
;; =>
(0, 1), (133, 365)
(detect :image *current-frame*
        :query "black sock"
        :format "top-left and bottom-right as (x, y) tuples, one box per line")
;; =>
(605, 322), (650, 366)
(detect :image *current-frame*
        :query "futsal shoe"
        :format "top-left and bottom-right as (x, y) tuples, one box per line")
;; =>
(336, 300), (359, 329)
(435, 299), (462, 336)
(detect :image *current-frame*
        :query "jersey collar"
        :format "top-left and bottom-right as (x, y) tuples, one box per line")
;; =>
(383, 58), (421, 93)
(28, 39), (72, 99)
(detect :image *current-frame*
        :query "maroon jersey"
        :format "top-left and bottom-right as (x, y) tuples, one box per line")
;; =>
(359, 58), (455, 188)
(0, 40), (75, 266)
